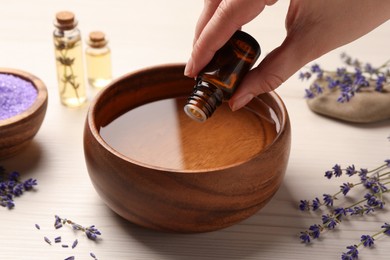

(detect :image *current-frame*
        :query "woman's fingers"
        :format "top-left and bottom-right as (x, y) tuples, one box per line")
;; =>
(185, 0), (271, 77)
(229, 36), (306, 111)
(229, 0), (390, 111)
(193, 0), (222, 46)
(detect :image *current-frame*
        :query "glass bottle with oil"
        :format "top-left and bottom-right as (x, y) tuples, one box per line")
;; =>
(184, 30), (261, 122)
(85, 31), (112, 89)
(53, 11), (87, 107)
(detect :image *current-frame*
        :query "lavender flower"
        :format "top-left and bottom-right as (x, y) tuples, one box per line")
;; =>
(299, 71), (312, 80)
(54, 215), (102, 241)
(359, 168), (368, 182)
(325, 170), (333, 179)
(311, 64), (322, 73)
(299, 200), (310, 211)
(23, 178), (38, 190)
(0, 167), (38, 209)
(382, 223), (390, 235)
(360, 235), (375, 247)
(364, 193), (383, 208)
(334, 207), (347, 217)
(322, 214), (338, 229)
(312, 197), (321, 211)
(339, 224), (390, 259)
(385, 159), (390, 167)
(341, 245), (359, 260)
(299, 53), (390, 102)
(304, 89), (315, 99)
(299, 232), (311, 243)
(85, 225), (102, 240)
(325, 164), (343, 179)
(333, 164), (342, 177)
(309, 224), (321, 239)
(299, 159), (390, 258)
(340, 183), (353, 196)
(346, 165), (356, 176)
(323, 194), (334, 206)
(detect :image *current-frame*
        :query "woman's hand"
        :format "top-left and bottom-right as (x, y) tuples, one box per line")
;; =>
(185, 0), (390, 111)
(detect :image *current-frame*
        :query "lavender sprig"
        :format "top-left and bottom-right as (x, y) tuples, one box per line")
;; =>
(342, 223), (390, 260)
(299, 53), (390, 103)
(54, 215), (102, 240)
(299, 160), (390, 258)
(0, 166), (38, 209)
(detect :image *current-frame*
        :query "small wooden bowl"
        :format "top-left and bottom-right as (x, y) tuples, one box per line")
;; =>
(84, 64), (291, 233)
(0, 68), (48, 160)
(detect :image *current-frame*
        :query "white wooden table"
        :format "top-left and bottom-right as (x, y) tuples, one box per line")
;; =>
(1, 1), (389, 259)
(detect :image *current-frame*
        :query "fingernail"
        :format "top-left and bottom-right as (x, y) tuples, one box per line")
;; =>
(230, 94), (254, 111)
(184, 57), (193, 77)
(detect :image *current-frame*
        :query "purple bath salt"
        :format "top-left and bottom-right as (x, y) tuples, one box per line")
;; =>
(0, 73), (38, 120)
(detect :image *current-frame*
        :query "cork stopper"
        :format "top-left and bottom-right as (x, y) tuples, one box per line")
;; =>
(88, 31), (108, 48)
(54, 11), (77, 30)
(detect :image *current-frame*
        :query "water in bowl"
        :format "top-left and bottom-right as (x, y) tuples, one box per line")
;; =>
(99, 96), (278, 171)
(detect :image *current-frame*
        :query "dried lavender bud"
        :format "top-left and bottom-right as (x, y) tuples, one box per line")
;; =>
(62, 244), (69, 248)
(85, 225), (102, 240)
(35, 224), (40, 230)
(71, 239), (78, 249)
(55, 236), (61, 243)
(64, 256), (75, 260)
(90, 252), (97, 259)
(54, 215), (63, 229)
(44, 236), (52, 245)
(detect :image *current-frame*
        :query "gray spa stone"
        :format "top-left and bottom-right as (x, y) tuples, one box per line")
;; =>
(307, 78), (390, 123)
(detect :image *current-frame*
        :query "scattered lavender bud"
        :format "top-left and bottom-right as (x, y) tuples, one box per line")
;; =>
(62, 244), (69, 248)
(90, 252), (97, 259)
(55, 236), (61, 243)
(54, 215), (63, 229)
(85, 225), (102, 240)
(64, 256), (75, 260)
(71, 239), (78, 249)
(44, 236), (52, 245)
(35, 224), (40, 230)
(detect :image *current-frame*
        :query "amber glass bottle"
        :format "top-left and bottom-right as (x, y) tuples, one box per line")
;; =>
(53, 11), (87, 107)
(184, 30), (261, 122)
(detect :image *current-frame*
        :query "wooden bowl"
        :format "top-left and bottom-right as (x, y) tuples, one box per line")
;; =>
(0, 68), (48, 160)
(84, 64), (291, 233)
